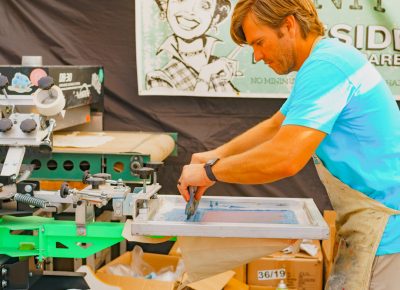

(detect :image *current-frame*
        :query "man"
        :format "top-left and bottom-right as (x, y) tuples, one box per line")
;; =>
(177, 0), (400, 289)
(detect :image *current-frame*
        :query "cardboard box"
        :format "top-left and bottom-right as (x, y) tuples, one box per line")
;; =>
(249, 286), (297, 290)
(233, 264), (247, 283)
(224, 278), (249, 290)
(322, 210), (337, 284)
(247, 240), (323, 290)
(169, 241), (247, 283)
(96, 251), (180, 290)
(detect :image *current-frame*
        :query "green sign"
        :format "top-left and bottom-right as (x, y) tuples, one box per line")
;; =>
(136, 0), (399, 99)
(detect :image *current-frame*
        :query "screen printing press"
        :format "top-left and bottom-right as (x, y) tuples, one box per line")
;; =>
(0, 66), (328, 289)
(0, 66), (174, 289)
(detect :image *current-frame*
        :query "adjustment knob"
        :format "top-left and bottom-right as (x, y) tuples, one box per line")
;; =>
(82, 170), (91, 184)
(0, 118), (13, 133)
(135, 167), (154, 180)
(60, 182), (70, 198)
(38, 76), (54, 90)
(20, 119), (37, 133)
(86, 177), (106, 189)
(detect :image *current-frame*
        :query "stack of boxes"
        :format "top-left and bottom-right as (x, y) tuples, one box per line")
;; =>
(93, 211), (336, 289)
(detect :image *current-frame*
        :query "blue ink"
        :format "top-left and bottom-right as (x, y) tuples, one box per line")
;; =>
(161, 208), (298, 224)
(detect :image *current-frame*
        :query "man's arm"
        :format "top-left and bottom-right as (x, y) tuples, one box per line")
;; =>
(216, 110), (285, 157)
(177, 124), (326, 200)
(212, 124), (326, 183)
(191, 111), (285, 163)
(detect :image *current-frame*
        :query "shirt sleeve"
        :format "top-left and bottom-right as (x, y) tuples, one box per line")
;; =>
(282, 59), (356, 134)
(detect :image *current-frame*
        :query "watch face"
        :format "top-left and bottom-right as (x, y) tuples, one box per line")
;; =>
(207, 158), (219, 166)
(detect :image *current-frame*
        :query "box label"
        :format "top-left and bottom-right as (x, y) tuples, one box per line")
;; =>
(257, 268), (286, 281)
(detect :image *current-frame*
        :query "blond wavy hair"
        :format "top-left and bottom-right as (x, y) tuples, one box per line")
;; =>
(231, 0), (325, 45)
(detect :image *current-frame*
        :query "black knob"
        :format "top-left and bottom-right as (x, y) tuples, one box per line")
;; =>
(93, 173), (111, 180)
(60, 182), (69, 198)
(82, 170), (91, 184)
(144, 161), (164, 172)
(20, 119), (37, 133)
(135, 167), (154, 180)
(0, 118), (13, 132)
(0, 76), (9, 90)
(38, 76), (54, 90)
(86, 177), (106, 189)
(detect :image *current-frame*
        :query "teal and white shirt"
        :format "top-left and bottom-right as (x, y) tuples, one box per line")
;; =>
(281, 38), (400, 255)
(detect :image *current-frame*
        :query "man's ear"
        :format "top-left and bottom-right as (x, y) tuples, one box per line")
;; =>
(282, 15), (296, 37)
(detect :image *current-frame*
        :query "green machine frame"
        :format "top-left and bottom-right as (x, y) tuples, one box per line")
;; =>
(0, 215), (124, 260)
(23, 132), (178, 183)
(25, 152), (150, 183)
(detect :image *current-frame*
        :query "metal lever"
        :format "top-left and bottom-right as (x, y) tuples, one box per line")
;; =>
(39, 118), (56, 153)
(185, 186), (199, 220)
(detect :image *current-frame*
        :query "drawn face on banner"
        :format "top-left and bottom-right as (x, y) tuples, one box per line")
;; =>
(167, 0), (217, 40)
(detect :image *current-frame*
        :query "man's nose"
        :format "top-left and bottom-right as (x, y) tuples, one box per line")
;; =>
(253, 49), (263, 63)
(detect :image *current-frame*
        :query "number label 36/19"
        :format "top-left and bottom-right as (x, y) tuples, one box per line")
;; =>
(257, 268), (286, 280)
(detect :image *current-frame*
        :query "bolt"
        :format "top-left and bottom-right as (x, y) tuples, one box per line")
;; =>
(29, 272), (33, 277)
(24, 184), (33, 193)
(1, 268), (7, 276)
(2, 280), (7, 287)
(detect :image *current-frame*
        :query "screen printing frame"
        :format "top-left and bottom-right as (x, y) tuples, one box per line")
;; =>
(130, 195), (329, 240)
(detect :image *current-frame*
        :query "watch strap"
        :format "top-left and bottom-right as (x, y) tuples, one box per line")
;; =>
(204, 158), (219, 182)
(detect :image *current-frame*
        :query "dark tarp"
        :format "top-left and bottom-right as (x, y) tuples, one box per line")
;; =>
(0, 0), (334, 211)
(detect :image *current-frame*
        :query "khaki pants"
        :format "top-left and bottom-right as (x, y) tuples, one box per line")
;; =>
(369, 254), (400, 290)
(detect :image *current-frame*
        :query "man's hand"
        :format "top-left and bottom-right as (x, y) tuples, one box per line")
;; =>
(177, 163), (215, 202)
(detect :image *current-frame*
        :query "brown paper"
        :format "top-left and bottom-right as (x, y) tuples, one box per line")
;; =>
(178, 271), (235, 290)
(54, 131), (175, 161)
(178, 236), (297, 282)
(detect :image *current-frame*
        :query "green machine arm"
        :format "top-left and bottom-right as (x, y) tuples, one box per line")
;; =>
(0, 215), (124, 261)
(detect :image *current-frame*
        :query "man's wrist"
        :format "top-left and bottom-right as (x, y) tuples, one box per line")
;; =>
(204, 158), (220, 182)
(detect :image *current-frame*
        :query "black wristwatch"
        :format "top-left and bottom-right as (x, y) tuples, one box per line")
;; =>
(204, 158), (220, 182)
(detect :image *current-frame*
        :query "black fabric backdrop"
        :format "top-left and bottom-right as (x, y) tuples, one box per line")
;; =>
(0, 0), (333, 211)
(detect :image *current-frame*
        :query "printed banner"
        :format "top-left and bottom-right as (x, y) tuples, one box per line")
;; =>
(136, 0), (399, 99)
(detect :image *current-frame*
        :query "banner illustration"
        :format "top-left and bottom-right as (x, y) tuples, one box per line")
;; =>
(136, 0), (400, 99)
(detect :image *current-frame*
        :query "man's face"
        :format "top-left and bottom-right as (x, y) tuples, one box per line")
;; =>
(242, 13), (297, 75)
(167, 0), (217, 40)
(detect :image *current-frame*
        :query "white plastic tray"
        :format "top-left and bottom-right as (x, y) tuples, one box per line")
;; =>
(130, 195), (329, 240)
